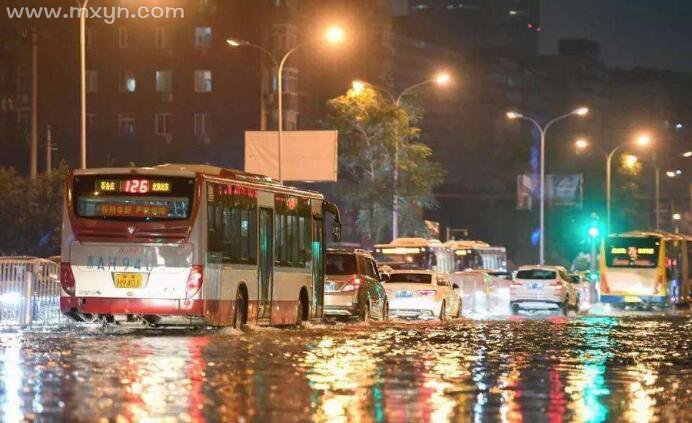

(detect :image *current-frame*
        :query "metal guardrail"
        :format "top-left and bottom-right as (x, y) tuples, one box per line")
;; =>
(0, 257), (64, 326)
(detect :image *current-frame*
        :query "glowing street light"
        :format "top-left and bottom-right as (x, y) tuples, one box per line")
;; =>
(505, 106), (589, 264)
(351, 80), (366, 95)
(325, 26), (345, 44)
(227, 25), (346, 182)
(434, 72), (451, 86)
(683, 151), (692, 158)
(623, 154), (639, 169)
(574, 138), (589, 151)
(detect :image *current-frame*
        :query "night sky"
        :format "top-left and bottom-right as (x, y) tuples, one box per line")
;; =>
(540, 0), (692, 71)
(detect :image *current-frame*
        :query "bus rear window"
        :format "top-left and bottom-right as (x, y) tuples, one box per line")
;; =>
(73, 175), (195, 221)
(605, 237), (659, 268)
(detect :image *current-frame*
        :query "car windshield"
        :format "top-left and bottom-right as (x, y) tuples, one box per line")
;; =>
(387, 273), (433, 284)
(326, 253), (358, 275)
(516, 269), (556, 280)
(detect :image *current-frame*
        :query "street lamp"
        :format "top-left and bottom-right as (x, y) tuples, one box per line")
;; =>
(506, 107), (589, 264)
(77, 0), (90, 169)
(352, 72), (452, 240)
(227, 25), (345, 182)
(683, 151), (692, 158)
(575, 133), (652, 235)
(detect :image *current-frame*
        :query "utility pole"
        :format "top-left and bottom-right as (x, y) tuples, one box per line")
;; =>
(30, 27), (38, 179)
(45, 125), (52, 175)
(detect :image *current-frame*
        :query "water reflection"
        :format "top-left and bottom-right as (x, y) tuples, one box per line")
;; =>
(0, 315), (688, 422)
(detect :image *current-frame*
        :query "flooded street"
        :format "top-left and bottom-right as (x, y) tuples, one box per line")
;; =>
(0, 314), (690, 422)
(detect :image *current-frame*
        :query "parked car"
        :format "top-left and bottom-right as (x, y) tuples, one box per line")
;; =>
(324, 249), (388, 321)
(510, 265), (580, 314)
(385, 270), (461, 321)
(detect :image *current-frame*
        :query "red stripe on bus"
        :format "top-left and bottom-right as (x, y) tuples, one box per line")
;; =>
(60, 296), (204, 316)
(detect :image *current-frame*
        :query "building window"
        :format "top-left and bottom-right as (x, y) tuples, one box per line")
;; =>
(195, 27), (212, 49)
(118, 114), (136, 137)
(17, 109), (30, 135)
(117, 27), (129, 49)
(194, 70), (212, 92)
(86, 70), (98, 93)
(119, 71), (136, 93)
(155, 27), (168, 50)
(155, 113), (172, 136)
(194, 113), (211, 136)
(156, 70), (173, 92)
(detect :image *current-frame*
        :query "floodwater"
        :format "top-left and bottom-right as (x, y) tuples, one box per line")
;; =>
(0, 313), (690, 422)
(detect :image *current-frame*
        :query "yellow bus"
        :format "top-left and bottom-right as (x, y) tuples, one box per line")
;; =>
(599, 231), (692, 307)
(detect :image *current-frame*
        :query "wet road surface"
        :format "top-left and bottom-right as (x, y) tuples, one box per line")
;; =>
(0, 313), (690, 422)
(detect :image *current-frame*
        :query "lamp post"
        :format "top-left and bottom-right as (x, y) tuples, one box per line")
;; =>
(227, 26), (344, 183)
(76, 0), (90, 169)
(506, 107), (589, 264)
(574, 134), (652, 235)
(351, 72), (451, 240)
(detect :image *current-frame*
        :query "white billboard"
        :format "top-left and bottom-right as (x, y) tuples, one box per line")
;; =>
(244, 130), (338, 182)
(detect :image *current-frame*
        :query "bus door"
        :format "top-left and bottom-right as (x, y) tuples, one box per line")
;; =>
(257, 208), (273, 320)
(312, 217), (325, 317)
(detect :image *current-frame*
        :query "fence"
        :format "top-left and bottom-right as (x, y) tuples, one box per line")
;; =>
(0, 257), (64, 326)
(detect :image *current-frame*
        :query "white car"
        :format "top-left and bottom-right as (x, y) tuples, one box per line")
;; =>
(385, 270), (462, 321)
(510, 265), (580, 314)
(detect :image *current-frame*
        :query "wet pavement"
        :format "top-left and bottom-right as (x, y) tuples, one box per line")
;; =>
(0, 313), (690, 422)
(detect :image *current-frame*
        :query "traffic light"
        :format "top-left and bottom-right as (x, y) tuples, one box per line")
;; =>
(588, 226), (600, 238)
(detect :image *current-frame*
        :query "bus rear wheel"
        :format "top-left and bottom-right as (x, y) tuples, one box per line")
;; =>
(233, 289), (247, 329)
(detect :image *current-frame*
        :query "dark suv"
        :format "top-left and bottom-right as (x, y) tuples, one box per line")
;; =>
(324, 249), (388, 321)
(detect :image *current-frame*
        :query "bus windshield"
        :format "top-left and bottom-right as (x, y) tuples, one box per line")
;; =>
(73, 175), (196, 221)
(605, 237), (660, 268)
(374, 251), (429, 270)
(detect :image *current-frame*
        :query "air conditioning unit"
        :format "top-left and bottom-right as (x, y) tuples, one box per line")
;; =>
(161, 93), (174, 102)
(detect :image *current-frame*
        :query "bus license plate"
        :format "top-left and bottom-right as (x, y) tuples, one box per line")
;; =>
(624, 296), (641, 303)
(114, 273), (143, 289)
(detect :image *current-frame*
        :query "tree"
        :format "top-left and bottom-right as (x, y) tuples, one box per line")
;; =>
(323, 86), (444, 246)
(0, 163), (68, 256)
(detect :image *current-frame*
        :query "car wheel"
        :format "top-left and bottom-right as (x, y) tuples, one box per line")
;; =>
(511, 302), (520, 315)
(557, 302), (566, 316)
(574, 295), (581, 312)
(361, 301), (371, 323)
(439, 301), (447, 322)
(382, 300), (389, 322)
(456, 301), (462, 318)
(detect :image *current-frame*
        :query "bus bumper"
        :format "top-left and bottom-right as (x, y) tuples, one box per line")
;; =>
(60, 296), (205, 317)
(600, 295), (666, 304)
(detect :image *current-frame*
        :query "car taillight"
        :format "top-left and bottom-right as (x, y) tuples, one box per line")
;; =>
(60, 262), (76, 296)
(549, 279), (562, 286)
(416, 290), (437, 296)
(340, 277), (361, 292)
(511, 280), (523, 287)
(186, 265), (204, 298)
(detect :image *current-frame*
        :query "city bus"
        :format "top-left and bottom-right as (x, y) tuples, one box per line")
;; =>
(444, 240), (508, 272)
(373, 238), (455, 273)
(59, 164), (342, 327)
(600, 231), (691, 307)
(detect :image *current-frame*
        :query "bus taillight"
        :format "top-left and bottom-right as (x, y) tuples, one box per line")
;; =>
(186, 265), (204, 298)
(60, 262), (76, 296)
